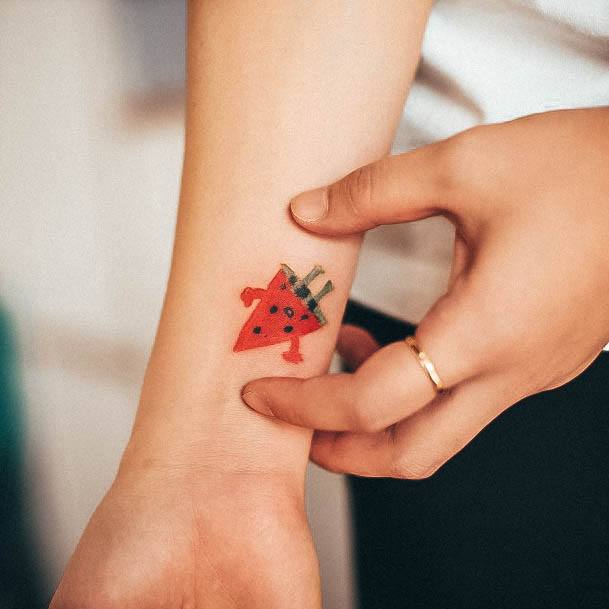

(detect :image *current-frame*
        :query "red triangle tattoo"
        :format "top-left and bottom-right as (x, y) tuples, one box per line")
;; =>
(233, 263), (334, 363)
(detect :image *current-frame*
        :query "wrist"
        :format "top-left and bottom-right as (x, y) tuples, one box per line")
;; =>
(119, 388), (312, 484)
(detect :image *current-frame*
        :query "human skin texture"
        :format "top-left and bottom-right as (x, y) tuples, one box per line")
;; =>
(49, 2), (431, 608)
(243, 107), (609, 479)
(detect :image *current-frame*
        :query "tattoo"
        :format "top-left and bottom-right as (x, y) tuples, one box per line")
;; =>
(233, 263), (334, 363)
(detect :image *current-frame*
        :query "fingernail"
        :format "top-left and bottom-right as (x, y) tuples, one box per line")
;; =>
(290, 188), (328, 223)
(241, 389), (274, 417)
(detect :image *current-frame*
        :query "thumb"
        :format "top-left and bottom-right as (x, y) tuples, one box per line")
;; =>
(289, 141), (454, 236)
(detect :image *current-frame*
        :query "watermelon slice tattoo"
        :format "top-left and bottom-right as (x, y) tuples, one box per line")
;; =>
(233, 263), (334, 363)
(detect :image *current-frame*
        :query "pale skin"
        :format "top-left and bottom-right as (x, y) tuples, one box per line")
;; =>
(243, 107), (609, 479)
(49, 2), (431, 608)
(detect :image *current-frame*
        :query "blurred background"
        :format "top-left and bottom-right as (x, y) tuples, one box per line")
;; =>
(1, 2), (452, 608)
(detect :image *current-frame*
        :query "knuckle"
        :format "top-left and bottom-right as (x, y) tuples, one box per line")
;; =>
(351, 404), (379, 433)
(349, 379), (390, 433)
(338, 165), (374, 221)
(350, 400), (385, 433)
(390, 451), (442, 480)
(431, 126), (482, 198)
(416, 298), (493, 387)
(311, 454), (347, 475)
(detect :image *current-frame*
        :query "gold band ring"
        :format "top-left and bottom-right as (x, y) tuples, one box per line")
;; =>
(404, 336), (446, 394)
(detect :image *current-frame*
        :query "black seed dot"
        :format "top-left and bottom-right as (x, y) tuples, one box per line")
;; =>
(288, 276), (297, 285)
(300, 314), (309, 320)
(295, 286), (311, 298)
(269, 305), (278, 313)
(253, 326), (261, 334)
(280, 283), (287, 290)
(283, 306), (294, 318)
(283, 325), (293, 333)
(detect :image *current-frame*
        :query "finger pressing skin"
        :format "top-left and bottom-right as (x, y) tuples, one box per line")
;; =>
(310, 374), (514, 479)
(242, 372), (367, 431)
(243, 251), (501, 433)
(243, 244), (497, 433)
(336, 324), (380, 371)
(242, 340), (449, 433)
(289, 141), (454, 236)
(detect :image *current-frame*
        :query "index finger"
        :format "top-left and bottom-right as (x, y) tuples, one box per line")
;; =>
(242, 340), (446, 433)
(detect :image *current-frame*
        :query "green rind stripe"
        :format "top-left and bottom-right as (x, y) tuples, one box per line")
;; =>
(280, 263), (297, 284)
(280, 264), (333, 325)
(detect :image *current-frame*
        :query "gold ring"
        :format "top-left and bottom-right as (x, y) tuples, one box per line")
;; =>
(404, 336), (446, 394)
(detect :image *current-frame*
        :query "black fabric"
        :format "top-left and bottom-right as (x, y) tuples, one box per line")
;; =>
(343, 299), (609, 609)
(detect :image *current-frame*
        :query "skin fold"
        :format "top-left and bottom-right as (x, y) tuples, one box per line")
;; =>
(49, 2), (432, 608)
(243, 107), (609, 479)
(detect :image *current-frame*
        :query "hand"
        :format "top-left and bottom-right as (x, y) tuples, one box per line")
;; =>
(49, 449), (320, 609)
(242, 108), (609, 479)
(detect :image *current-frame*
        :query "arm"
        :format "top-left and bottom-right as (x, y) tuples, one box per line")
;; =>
(51, 2), (431, 608)
(127, 0), (432, 474)
(126, 0), (430, 473)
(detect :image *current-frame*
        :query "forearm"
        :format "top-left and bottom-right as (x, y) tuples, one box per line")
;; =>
(123, 0), (430, 478)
